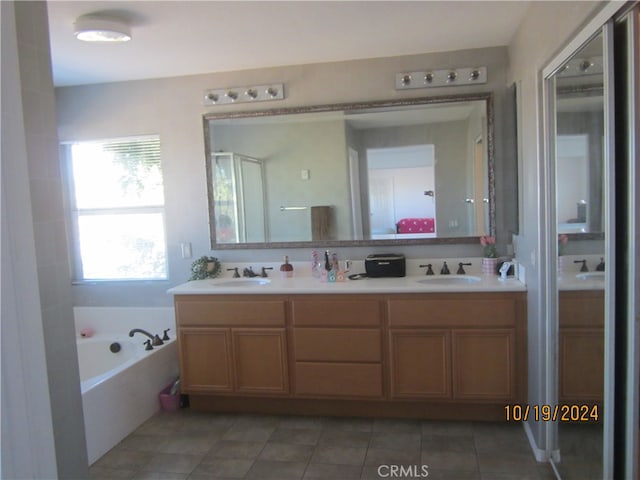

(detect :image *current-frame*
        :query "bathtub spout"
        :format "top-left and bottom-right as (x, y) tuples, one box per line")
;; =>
(129, 328), (154, 341)
(129, 328), (165, 346)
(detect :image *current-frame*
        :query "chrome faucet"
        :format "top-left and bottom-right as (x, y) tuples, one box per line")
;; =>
(129, 328), (164, 346)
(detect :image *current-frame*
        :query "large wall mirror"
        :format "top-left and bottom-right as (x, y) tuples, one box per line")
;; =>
(204, 94), (494, 249)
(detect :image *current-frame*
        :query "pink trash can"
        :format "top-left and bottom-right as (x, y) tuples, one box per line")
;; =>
(158, 382), (180, 412)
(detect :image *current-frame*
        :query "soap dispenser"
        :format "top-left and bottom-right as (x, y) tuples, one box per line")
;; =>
(280, 255), (294, 278)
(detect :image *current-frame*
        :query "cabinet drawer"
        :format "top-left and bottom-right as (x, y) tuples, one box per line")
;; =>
(175, 296), (285, 326)
(388, 296), (517, 327)
(291, 297), (381, 326)
(559, 291), (604, 328)
(293, 328), (381, 362)
(294, 362), (383, 398)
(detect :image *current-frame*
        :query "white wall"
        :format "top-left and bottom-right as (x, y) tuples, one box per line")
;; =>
(507, 0), (607, 455)
(56, 46), (513, 307)
(1, 2), (59, 477)
(2, 1), (88, 477)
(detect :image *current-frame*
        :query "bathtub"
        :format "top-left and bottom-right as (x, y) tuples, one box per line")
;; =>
(74, 307), (179, 465)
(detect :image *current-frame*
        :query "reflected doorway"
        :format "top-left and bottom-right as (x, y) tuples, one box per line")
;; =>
(366, 145), (436, 239)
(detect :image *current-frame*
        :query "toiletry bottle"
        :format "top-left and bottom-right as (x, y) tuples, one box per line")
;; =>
(311, 251), (321, 278)
(280, 255), (294, 278)
(324, 250), (331, 271)
(331, 253), (339, 272)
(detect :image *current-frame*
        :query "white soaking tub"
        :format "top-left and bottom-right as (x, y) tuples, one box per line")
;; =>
(74, 307), (178, 465)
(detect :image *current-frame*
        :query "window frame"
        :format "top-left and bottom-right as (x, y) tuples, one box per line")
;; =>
(61, 135), (169, 283)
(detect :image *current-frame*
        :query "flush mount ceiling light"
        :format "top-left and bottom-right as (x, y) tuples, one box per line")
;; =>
(74, 14), (131, 42)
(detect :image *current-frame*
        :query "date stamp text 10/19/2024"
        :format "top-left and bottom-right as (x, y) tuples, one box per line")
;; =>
(505, 404), (599, 422)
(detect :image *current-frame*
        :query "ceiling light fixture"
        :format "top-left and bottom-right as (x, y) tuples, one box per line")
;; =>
(395, 67), (487, 90)
(74, 14), (131, 42)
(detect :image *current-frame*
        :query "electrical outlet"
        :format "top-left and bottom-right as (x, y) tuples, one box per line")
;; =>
(301, 169), (310, 180)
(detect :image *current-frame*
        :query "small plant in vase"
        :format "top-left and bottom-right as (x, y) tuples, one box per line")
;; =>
(480, 236), (498, 274)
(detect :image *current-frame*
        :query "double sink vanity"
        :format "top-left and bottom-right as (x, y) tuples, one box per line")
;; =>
(168, 265), (528, 421)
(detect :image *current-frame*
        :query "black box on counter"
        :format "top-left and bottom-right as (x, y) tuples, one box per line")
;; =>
(364, 254), (406, 278)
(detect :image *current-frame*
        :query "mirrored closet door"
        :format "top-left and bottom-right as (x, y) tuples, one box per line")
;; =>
(544, 4), (640, 478)
(549, 30), (608, 479)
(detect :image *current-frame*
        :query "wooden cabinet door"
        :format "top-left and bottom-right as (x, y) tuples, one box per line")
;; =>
(451, 329), (515, 401)
(179, 327), (232, 393)
(388, 330), (451, 399)
(559, 328), (604, 402)
(231, 328), (289, 395)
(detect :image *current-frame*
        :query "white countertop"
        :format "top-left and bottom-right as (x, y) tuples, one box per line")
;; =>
(558, 271), (605, 291)
(167, 274), (526, 295)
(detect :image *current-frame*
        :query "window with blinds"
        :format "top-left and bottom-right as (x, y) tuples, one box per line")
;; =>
(64, 136), (168, 281)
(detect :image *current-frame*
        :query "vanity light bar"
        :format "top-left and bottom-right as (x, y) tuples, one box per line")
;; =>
(395, 67), (487, 90)
(203, 83), (285, 106)
(557, 56), (603, 77)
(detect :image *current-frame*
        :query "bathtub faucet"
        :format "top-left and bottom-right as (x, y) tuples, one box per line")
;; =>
(129, 328), (164, 346)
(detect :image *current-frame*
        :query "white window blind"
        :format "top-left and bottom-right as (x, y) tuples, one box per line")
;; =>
(65, 136), (168, 281)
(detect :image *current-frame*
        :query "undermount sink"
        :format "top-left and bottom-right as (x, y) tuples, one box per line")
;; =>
(575, 271), (605, 282)
(416, 275), (482, 285)
(212, 278), (271, 287)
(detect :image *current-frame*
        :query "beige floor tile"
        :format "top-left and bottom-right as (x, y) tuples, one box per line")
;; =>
(93, 449), (154, 471)
(92, 412), (544, 480)
(369, 432), (421, 452)
(318, 430), (372, 448)
(207, 440), (265, 460)
(476, 451), (538, 474)
(422, 420), (475, 437)
(258, 442), (314, 463)
(190, 458), (254, 478)
(311, 445), (367, 466)
(157, 434), (218, 456)
(142, 453), (203, 475)
(222, 424), (276, 443)
(364, 448), (421, 467)
(269, 427), (322, 446)
(372, 418), (422, 434)
(89, 466), (137, 479)
(133, 472), (189, 480)
(421, 450), (479, 472)
(422, 434), (476, 453)
(245, 460), (307, 479)
(303, 462), (362, 479)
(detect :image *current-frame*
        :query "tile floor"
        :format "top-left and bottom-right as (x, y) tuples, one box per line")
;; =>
(554, 423), (603, 480)
(90, 409), (558, 480)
